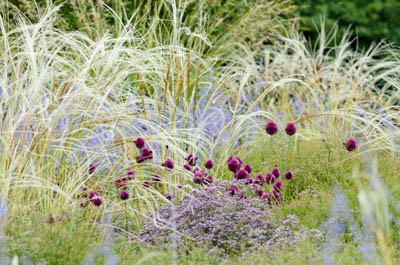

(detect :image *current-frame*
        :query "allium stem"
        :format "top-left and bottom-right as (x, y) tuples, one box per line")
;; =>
(286, 136), (290, 170)
(270, 136), (274, 167)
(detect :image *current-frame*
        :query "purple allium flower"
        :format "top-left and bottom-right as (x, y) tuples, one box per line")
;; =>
(266, 173), (274, 184)
(135, 137), (145, 149)
(255, 173), (266, 185)
(262, 191), (271, 201)
(227, 185), (239, 196)
(127, 170), (135, 179)
(184, 164), (191, 171)
(205, 160), (214, 169)
(272, 166), (281, 178)
(162, 158), (174, 169)
(89, 163), (96, 174)
(152, 175), (161, 182)
(227, 158), (241, 173)
(245, 177), (254, 185)
(236, 157), (243, 165)
(285, 122), (297, 136)
(285, 171), (293, 180)
(185, 154), (198, 166)
(235, 168), (249, 180)
(205, 175), (214, 185)
(274, 180), (283, 192)
(143, 181), (150, 188)
(136, 148), (153, 163)
(120, 190), (129, 200)
(272, 189), (281, 203)
(193, 167), (200, 174)
(244, 164), (252, 173)
(165, 192), (172, 200)
(345, 137), (357, 152)
(91, 197), (102, 207)
(227, 156), (234, 163)
(256, 189), (265, 198)
(265, 120), (278, 135)
(115, 178), (128, 188)
(193, 170), (207, 185)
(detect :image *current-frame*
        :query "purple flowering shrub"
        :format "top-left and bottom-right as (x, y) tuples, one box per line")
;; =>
(138, 180), (307, 253)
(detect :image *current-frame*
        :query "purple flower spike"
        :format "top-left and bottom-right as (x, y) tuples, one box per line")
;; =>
(345, 137), (357, 152)
(265, 120), (278, 135)
(135, 137), (145, 149)
(143, 181), (150, 188)
(274, 180), (283, 192)
(120, 190), (129, 200)
(285, 122), (297, 136)
(89, 163), (96, 174)
(184, 164), (191, 171)
(285, 171), (293, 180)
(205, 160), (214, 169)
(272, 166), (281, 178)
(235, 168), (249, 180)
(162, 158), (174, 169)
(244, 164), (252, 174)
(255, 173), (266, 185)
(227, 158), (241, 173)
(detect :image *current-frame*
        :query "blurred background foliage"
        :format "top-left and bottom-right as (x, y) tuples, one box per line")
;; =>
(295, 0), (400, 50)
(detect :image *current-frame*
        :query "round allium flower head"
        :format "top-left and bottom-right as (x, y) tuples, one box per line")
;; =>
(120, 190), (129, 200)
(256, 189), (265, 198)
(135, 137), (145, 149)
(266, 173), (274, 184)
(136, 148), (153, 163)
(183, 164), (191, 171)
(265, 120), (278, 135)
(255, 173), (266, 186)
(274, 180), (283, 192)
(142, 181), (150, 188)
(185, 154), (198, 166)
(272, 166), (281, 178)
(115, 178), (128, 188)
(285, 122), (297, 136)
(345, 137), (357, 152)
(236, 157), (243, 165)
(227, 185), (239, 196)
(205, 175), (214, 185)
(152, 175), (161, 182)
(261, 192), (271, 201)
(88, 191), (99, 200)
(91, 197), (102, 207)
(204, 160), (214, 169)
(127, 170), (135, 179)
(272, 189), (281, 204)
(285, 171), (293, 180)
(162, 158), (174, 169)
(244, 164), (252, 174)
(245, 177), (254, 185)
(227, 156), (234, 163)
(227, 158), (241, 173)
(235, 168), (249, 180)
(89, 163), (96, 174)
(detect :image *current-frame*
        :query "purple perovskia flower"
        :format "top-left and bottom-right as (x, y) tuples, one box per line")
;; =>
(120, 190), (129, 200)
(274, 180), (283, 192)
(205, 160), (214, 169)
(265, 120), (278, 135)
(255, 173), (265, 185)
(244, 164), (252, 173)
(345, 137), (357, 152)
(184, 164), (191, 171)
(285, 171), (293, 180)
(272, 166), (281, 178)
(285, 122), (297, 136)
(135, 137), (145, 149)
(227, 158), (241, 173)
(162, 158), (174, 169)
(89, 163), (96, 174)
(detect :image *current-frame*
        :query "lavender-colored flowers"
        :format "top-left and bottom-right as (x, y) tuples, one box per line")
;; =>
(162, 158), (174, 169)
(285, 122), (297, 136)
(204, 160), (214, 169)
(135, 137), (145, 149)
(120, 190), (129, 200)
(265, 120), (278, 135)
(345, 137), (357, 152)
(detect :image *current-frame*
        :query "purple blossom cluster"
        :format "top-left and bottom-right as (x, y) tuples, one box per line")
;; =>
(138, 180), (308, 253)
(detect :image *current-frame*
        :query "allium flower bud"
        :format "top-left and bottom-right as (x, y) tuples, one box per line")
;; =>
(256, 189), (265, 197)
(205, 160), (214, 169)
(142, 181), (150, 188)
(185, 154), (198, 166)
(184, 164), (191, 171)
(136, 148), (153, 163)
(91, 197), (102, 207)
(255, 173), (266, 186)
(272, 166), (281, 178)
(235, 168), (249, 180)
(127, 170), (135, 179)
(245, 177), (254, 185)
(227, 158), (241, 173)
(152, 175), (161, 182)
(135, 137), (145, 149)
(88, 191), (99, 200)
(285, 122), (297, 136)
(120, 190), (129, 200)
(205, 175), (214, 185)
(162, 158), (174, 169)
(265, 120), (278, 135)
(244, 164), (252, 173)
(89, 163), (96, 174)
(345, 137), (357, 152)
(285, 171), (293, 180)
(274, 180), (283, 192)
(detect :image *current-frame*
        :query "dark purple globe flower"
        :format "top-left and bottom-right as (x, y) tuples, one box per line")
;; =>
(88, 191), (99, 200)
(162, 158), (174, 169)
(136, 148), (153, 163)
(256, 189), (265, 198)
(205, 160), (214, 169)
(227, 156), (234, 163)
(91, 197), (102, 207)
(205, 175), (214, 185)
(345, 137), (357, 152)
(152, 175), (161, 182)
(272, 189), (281, 204)
(285, 122), (297, 136)
(244, 164), (252, 173)
(227, 185), (239, 196)
(255, 173), (266, 186)
(266, 172), (274, 184)
(236, 157), (243, 165)
(89, 163), (96, 174)
(265, 120), (278, 135)
(227, 158), (241, 173)
(127, 170), (135, 179)
(135, 137), (145, 149)
(274, 180), (283, 192)
(261, 191), (271, 201)
(184, 164), (191, 171)
(245, 177), (254, 185)
(235, 168), (249, 180)
(185, 154), (198, 166)
(143, 181), (150, 188)
(285, 171), (293, 180)
(272, 166), (281, 178)
(120, 190), (129, 200)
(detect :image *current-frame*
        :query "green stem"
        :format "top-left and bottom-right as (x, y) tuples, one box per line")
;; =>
(270, 136), (273, 168)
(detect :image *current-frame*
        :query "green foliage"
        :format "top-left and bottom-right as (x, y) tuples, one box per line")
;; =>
(296, 0), (400, 49)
